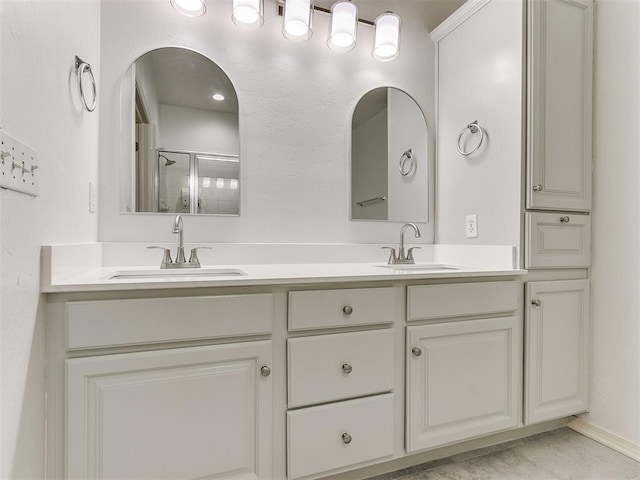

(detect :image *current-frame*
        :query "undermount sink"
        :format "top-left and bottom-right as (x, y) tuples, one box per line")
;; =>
(107, 268), (247, 280)
(376, 264), (459, 271)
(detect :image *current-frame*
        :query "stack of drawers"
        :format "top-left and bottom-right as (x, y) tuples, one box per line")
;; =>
(286, 287), (398, 479)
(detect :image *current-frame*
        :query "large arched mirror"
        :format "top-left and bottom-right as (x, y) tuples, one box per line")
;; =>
(351, 87), (428, 222)
(120, 47), (240, 215)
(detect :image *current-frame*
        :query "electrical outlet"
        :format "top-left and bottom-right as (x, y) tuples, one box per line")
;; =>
(89, 181), (97, 213)
(466, 214), (478, 238)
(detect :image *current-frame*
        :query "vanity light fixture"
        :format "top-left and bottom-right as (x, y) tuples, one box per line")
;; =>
(232, 0), (264, 29)
(372, 12), (400, 61)
(170, 0), (207, 17)
(212, 93), (225, 101)
(327, 0), (358, 52)
(282, 0), (314, 41)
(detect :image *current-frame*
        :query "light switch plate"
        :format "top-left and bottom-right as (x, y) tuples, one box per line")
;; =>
(0, 129), (39, 197)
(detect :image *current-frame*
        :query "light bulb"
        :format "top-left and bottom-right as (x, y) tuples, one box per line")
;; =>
(327, 0), (357, 52)
(212, 93), (225, 101)
(373, 12), (400, 61)
(170, 0), (206, 17)
(232, 0), (264, 29)
(283, 0), (313, 41)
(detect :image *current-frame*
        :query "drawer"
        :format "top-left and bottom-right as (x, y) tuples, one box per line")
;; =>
(288, 329), (394, 408)
(66, 294), (274, 350)
(287, 393), (394, 479)
(288, 287), (397, 331)
(525, 212), (591, 268)
(408, 281), (518, 322)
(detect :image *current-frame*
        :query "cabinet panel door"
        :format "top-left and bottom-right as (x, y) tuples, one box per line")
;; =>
(527, 0), (593, 211)
(67, 341), (272, 480)
(525, 212), (591, 268)
(406, 317), (520, 452)
(526, 280), (589, 424)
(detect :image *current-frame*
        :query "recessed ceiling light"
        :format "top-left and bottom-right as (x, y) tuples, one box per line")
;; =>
(212, 94), (225, 101)
(170, 0), (206, 17)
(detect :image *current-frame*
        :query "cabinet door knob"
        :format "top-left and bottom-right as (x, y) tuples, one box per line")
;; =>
(342, 433), (352, 444)
(560, 216), (570, 223)
(342, 305), (353, 315)
(533, 184), (543, 192)
(531, 299), (542, 307)
(260, 365), (271, 377)
(412, 347), (422, 357)
(342, 363), (353, 374)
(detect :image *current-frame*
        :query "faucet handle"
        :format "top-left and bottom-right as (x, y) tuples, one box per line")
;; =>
(381, 246), (398, 264)
(147, 246), (172, 268)
(407, 247), (421, 261)
(188, 247), (212, 268)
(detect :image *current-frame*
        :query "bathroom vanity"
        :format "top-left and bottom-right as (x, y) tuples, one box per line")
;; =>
(41, 247), (589, 480)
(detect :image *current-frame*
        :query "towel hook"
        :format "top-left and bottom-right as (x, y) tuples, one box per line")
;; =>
(75, 55), (97, 112)
(457, 121), (484, 156)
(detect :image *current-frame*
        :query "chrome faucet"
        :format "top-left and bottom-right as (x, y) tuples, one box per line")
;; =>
(383, 223), (422, 265)
(147, 214), (211, 268)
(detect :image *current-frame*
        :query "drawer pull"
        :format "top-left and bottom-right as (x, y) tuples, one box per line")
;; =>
(531, 299), (542, 307)
(342, 305), (354, 315)
(412, 347), (422, 357)
(341, 432), (352, 444)
(341, 363), (353, 374)
(533, 184), (543, 192)
(260, 365), (271, 377)
(560, 216), (570, 223)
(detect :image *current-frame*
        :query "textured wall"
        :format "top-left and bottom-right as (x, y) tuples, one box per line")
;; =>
(587, 0), (640, 448)
(0, 0), (100, 477)
(99, 0), (436, 245)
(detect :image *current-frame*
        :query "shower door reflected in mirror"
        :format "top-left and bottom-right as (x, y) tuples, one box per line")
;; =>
(122, 47), (240, 215)
(151, 150), (239, 215)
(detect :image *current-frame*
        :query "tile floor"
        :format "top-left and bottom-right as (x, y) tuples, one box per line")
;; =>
(369, 428), (640, 480)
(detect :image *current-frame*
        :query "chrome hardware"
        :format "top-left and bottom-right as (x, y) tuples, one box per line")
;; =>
(342, 363), (353, 374)
(412, 347), (422, 357)
(0, 151), (11, 160)
(342, 305), (353, 315)
(560, 216), (570, 223)
(341, 433), (352, 444)
(532, 299), (542, 307)
(147, 246), (173, 268)
(188, 247), (212, 268)
(30, 165), (39, 173)
(172, 215), (186, 264)
(357, 196), (386, 207)
(533, 184), (543, 192)
(260, 366), (271, 377)
(11, 160), (22, 170)
(75, 55), (97, 112)
(399, 149), (416, 177)
(385, 223), (422, 265)
(457, 121), (485, 156)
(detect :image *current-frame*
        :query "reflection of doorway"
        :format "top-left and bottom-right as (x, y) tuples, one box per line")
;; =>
(135, 84), (156, 212)
(156, 149), (239, 215)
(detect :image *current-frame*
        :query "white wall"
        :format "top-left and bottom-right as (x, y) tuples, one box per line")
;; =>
(0, 0), (100, 477)
(99, 0), (436, 245)
(586, 0), (640, 449)
(434, 0), (523, 251)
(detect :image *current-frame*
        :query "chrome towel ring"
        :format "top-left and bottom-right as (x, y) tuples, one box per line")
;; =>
(75, 55), (97, 112)
(398, 148), (417, 177)
(457, 120), (484, 156)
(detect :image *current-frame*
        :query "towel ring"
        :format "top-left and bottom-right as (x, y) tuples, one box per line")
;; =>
(75, 56), (97, 112)
(398, 149), (417, 177)
(457, 121), (484, 156)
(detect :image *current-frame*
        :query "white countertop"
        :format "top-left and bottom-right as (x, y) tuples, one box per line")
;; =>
(41, 243), (525, 293)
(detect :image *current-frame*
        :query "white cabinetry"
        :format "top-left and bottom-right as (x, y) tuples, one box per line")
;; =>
(525, 212), (591, 269)
(405, 281), (520, 453)
(525, 280), (589, 424)
(67, 341), (272, 480)
(527, 0), (593, 212)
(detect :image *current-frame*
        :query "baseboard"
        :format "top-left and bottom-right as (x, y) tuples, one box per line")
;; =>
(568, 417), (640, 462)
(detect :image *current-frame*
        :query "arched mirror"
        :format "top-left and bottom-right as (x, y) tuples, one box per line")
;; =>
(351, 87), (428, 222)
(119, 47), (240, 215)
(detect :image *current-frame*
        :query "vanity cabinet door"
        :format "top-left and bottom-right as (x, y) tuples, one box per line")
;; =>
(527, 0), (593, 211)
(66, 341), (272, 480)
(525, 280), (589, 424)
(406, 317), (519, 452)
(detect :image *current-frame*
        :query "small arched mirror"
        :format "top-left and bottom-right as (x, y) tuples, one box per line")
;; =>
(120, 47), (240, 215)
(351, 87), (428, 222)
